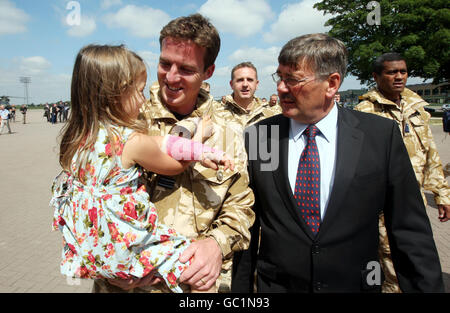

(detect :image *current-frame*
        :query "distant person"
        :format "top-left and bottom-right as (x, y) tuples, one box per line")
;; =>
(443, 105), (450, 133)
(57, 101), (64, 123)
(51, 44), (231, 293)
(334, 93), (341, 105)
(63, 102), (70, 122)
(20, 105), (27, 124)
(10, 105), (16, 122)
(220, 62), (281, 130)
(355, 52), (450, 292)
(51, 103), (58, 124)
(443, 108), (450, 177)
(44, 103), (50, 122)
(268, 94), (278, 107)
(0, 105), (12, 134)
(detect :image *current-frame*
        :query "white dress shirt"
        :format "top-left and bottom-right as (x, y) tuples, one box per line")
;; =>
(288, 104), (338, 220)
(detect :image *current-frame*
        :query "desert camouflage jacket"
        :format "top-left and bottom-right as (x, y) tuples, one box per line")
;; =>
(355, 88), (450, 205)
(215, 95), (281, 134)
(141, 82), (255, 259)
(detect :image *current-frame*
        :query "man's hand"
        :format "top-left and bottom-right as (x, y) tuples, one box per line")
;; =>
(438, 204), (450, 222)
(107, 271), (161, 291)
(179, 237), (222, 291)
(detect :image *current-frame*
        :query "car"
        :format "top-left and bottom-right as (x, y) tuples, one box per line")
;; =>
(442, 104), (450, 111)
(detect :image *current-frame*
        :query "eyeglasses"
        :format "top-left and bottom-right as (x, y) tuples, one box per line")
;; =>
(271, 72), (315, 87)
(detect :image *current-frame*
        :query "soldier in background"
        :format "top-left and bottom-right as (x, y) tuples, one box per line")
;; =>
(220, 62), (281, 132)
(93, 13), (255, 294)
(201, 81), (210, 93)
(268, 93), (278, 107)
(355, 52), (450, 293)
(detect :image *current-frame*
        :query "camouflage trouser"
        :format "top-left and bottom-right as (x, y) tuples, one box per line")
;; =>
(378, 213), (401, 293)
(217, 260), (232, 293)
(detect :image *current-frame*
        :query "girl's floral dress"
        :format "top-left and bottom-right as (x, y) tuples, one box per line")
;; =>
(51, 124), (192, 293)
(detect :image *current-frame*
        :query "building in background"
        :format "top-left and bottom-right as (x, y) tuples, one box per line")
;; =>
(340, 89), (368, 107)
(407, 82), (449, 104)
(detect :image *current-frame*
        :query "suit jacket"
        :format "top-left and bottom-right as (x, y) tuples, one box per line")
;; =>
(231, 106), (444, 293)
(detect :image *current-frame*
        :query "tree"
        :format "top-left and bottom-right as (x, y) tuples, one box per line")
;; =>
(314, 0), (449, 85)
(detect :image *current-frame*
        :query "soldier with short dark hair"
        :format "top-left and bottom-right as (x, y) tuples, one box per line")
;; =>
(355, 52), (450, 292)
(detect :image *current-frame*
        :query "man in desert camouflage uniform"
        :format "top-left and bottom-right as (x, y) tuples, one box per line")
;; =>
(218, 62), (281, 133)
(93, 14), (255, 293)
(355, 52), (450, 293)
(217, 64), (280, 290)
(268, 93), (279, 108)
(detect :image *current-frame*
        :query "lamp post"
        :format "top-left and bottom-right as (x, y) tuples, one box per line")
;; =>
(19, 77), (31, 106)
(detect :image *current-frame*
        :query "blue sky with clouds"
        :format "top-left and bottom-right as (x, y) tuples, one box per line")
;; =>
(0, 0), (425, 104)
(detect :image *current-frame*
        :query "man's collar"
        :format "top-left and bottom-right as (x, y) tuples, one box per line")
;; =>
(224, 94), (263, 114)
(290, 104), (338, 143)
(368, 87), (426, 108)
(146, 82), (213, 121)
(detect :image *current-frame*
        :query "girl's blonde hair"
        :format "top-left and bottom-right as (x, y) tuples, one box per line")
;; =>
(59, 44), (148, 178)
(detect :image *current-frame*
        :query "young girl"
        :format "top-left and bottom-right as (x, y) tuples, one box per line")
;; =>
(50, 44), (231, 293)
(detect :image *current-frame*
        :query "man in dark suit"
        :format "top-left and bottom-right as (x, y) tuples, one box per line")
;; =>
(231, 33), (444, 293)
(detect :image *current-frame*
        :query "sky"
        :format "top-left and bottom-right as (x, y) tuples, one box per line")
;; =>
(0, 0), (426, 105)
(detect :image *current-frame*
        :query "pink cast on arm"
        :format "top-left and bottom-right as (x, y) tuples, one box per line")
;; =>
(162, 135), (225, 163)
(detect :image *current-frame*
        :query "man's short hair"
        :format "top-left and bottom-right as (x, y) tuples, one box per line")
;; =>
(372, 52), (405, 75)
(159, 13), (220, 71)
(231, 62), (258, 80)
(278, 33), (347, 84)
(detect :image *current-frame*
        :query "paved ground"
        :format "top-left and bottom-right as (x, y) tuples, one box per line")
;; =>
(0, 110), (449, 293)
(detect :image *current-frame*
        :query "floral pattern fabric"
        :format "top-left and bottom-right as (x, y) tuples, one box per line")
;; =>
(51, 124), (191, 293)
